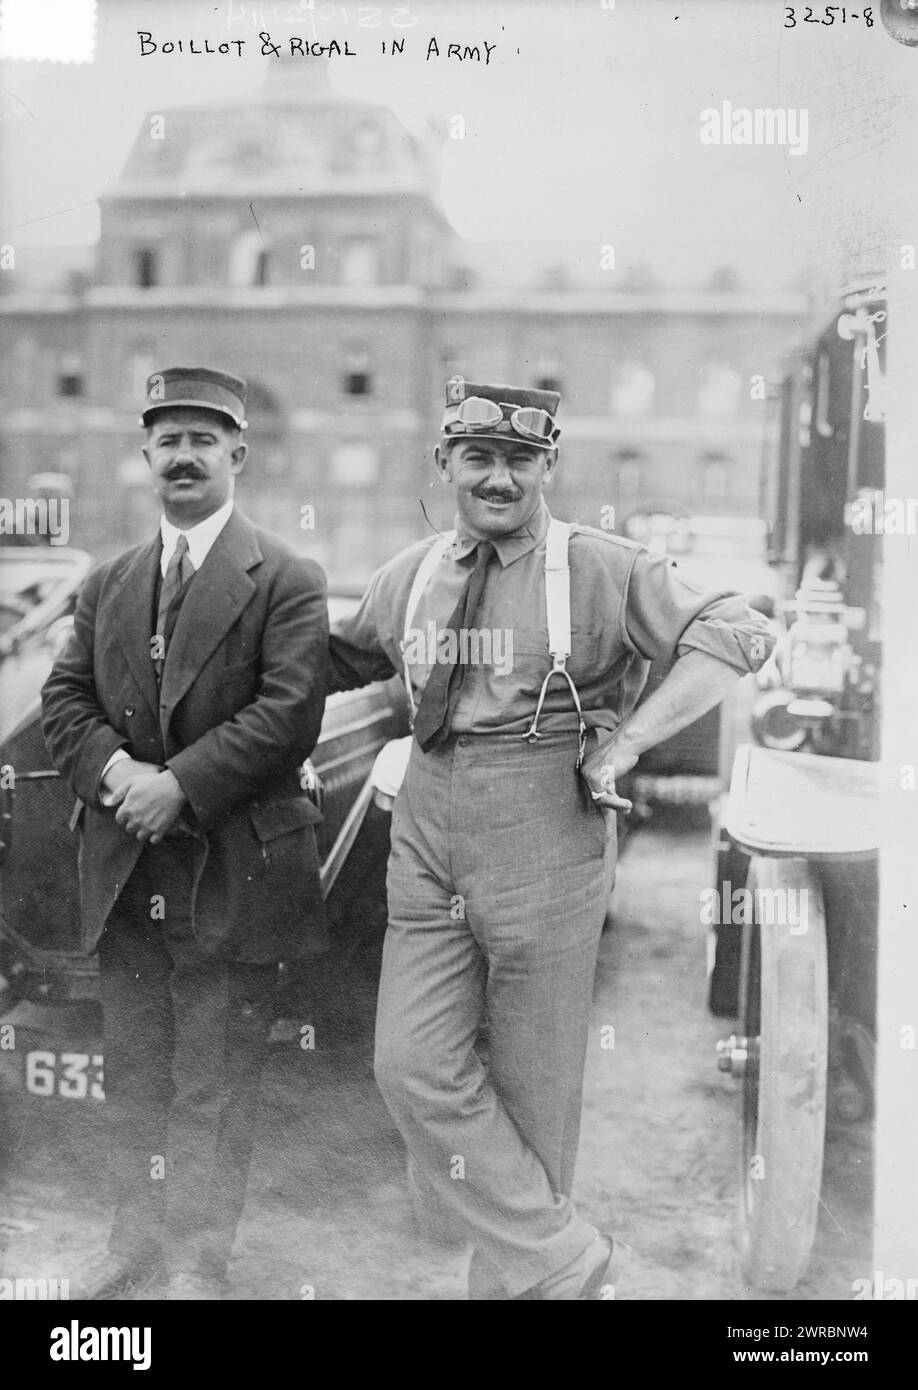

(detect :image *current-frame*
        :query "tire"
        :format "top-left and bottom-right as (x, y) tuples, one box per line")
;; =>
(736, 856), (828, 1292)
(707, 815), (749, 1018)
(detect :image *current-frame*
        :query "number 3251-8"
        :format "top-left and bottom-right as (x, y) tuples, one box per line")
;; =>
(25, 1050), (105, 1101)
(785, 6), (874, 23)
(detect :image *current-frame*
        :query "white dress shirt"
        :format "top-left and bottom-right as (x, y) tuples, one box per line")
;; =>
(100, 500), (235, 798)
(158, 497), (234, 578)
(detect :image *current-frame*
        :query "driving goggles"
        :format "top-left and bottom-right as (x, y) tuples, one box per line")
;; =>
(443, 396), (560, 444)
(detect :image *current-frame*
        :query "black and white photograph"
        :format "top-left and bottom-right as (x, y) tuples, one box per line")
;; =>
(1, 0), (917, 1344)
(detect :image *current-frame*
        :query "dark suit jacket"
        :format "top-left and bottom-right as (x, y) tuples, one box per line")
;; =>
(40, 508), (330, 963)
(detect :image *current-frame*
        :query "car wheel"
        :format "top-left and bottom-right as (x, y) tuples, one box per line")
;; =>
(733, 856), (828, 1292)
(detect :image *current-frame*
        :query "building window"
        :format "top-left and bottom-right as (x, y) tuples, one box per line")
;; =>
(229, 231), (271, 288)
(56, 353), (84, 398)
(611, 364), (655, 417)
(13, 338), (37, 396)
(707, 266), (741, 293)
(129, 349), (156, 403)
(612, 448), (645, 508)
(698, 451), (731, 507)
(330, 442), (378, 487)
(697, 363), (741, 418)
(703, 463), (727, 505)
(619, 462), (642, 501)
(414, 227), (441, 286)
(446, 265), (477, 292)
(540, 263), (572, 292)
(339, 239), (379, 287)
(441, 349), (467, 386)
(133, 248), (159, 288)
(240, 380), (287, 488)
(533, 357), (563, 395)
(342, 348), (373, 397)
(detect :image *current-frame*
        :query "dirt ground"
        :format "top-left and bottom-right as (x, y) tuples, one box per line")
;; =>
(0, 811), (872, 1301)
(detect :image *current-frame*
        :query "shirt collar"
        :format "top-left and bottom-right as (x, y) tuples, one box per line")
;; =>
(451, 498), (551, 566)
(160, 498), (234, 572)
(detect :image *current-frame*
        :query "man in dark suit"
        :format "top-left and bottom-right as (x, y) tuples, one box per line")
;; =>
(41, 367), (329, 1300)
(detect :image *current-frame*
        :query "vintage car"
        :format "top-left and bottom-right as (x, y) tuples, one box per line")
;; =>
(0, 558), (408, 1116)
(709, 282), (884, 1292)
(0, 545), (92, 737)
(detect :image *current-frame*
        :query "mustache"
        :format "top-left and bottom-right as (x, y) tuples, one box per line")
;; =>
(475, 486), (520, 502)
(164, 463), (206, 480)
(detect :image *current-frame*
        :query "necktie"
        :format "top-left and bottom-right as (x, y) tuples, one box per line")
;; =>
(413, 540), (495, 751)
(154, 533), (191, 680)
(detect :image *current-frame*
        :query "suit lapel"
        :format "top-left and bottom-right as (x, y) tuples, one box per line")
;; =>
(109, 535), (162, 718)
(158, 509), (261, 725)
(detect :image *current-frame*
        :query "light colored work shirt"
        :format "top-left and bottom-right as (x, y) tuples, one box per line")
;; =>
(328, 500), (775, 737)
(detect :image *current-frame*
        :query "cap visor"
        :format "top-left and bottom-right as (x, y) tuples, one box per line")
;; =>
(140, 398), (245, 428)
(442, 430), (557, 447)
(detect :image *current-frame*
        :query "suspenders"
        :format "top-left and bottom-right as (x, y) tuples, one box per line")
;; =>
(400, 519), (587, 767)
(401, 530), (456, 724)
(521, 519), (587, 769)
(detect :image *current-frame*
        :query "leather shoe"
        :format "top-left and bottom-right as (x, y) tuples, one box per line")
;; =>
(165, 1269), (226, 1301)
(71, 1250), (165, 1301)
(531, 1233), (631, 1300)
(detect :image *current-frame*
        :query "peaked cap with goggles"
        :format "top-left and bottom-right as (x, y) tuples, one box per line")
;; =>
(441, 377), (561, 448)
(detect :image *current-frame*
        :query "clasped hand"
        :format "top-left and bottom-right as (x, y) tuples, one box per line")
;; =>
(103, 758), (187, 844)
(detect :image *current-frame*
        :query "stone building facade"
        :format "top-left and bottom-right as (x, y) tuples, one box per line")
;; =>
(0, 60), (805, 582)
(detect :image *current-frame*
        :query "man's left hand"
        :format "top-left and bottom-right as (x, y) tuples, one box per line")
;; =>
(112, 769), (187, 844)
(581, 738), (639, 815)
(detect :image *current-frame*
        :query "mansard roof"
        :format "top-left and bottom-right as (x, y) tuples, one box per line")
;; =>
(107, 56), (437, 201)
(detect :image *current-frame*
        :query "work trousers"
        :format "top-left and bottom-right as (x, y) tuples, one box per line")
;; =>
(97, 840), (277, 1276)
(375, 730), (616, 1300)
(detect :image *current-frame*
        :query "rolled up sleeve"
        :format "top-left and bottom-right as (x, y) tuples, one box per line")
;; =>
(624, 550), (775, 674)
(328, 568), (398, 693)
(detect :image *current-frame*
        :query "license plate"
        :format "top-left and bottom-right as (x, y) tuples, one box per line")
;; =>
(23, 1049), (105, 1101)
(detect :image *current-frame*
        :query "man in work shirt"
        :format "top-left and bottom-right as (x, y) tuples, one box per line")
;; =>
(328, 378), (774, 1300)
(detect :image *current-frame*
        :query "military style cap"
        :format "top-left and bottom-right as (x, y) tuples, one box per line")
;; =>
(441, 377), (561, 447)
(139, 367), (248, 429)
